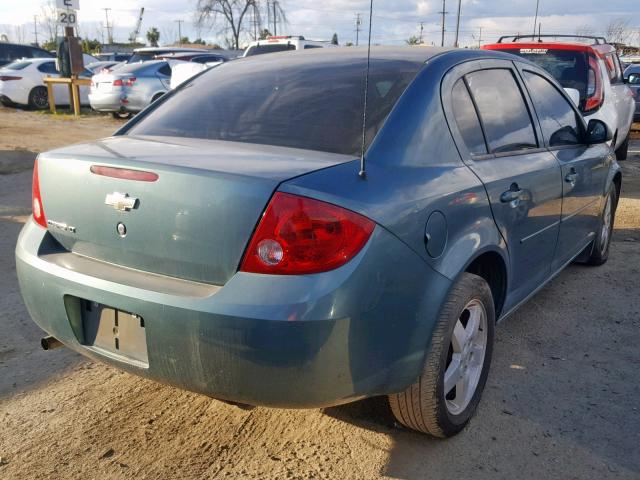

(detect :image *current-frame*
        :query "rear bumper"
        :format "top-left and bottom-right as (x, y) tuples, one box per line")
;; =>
(89, 91), (125, 112)
(16, 219), (451, 408)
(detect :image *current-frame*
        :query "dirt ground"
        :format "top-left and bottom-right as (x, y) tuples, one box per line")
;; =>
(1, 106), (639, 479)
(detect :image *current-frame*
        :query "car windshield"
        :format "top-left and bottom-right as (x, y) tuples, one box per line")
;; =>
(495, 48), (588, 98)
(244, 44), (296, 56)
(126, 55), (423, 155)
(2, 60), (31, 71)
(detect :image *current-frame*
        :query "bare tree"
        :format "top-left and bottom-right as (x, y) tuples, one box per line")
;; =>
(196, 0), (286, 50)
(39, 1), (61, 43)
(574, 25), (595, 37)
(605, 18), (632, 45)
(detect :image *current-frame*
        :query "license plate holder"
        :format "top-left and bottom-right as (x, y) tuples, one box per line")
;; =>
(81, 301), (149, 368)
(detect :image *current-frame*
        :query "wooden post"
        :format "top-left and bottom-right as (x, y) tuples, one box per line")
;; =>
(71, 75), (81, 116)
(46, 78), (56, 114)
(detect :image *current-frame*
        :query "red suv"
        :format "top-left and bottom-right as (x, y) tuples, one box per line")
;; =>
(483, 35), (635, 160)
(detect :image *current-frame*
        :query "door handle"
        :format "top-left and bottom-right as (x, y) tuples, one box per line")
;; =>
(565, 169), (579, 185)
(500, 184), (524, 204)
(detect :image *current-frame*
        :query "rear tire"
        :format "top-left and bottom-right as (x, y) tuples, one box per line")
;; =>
(112, 111), (132, 120)
(587, 186), (617, 266)
(151, 92), (164, 103)
(615, 133), (629, 161)
(388, 273), (495, 437)
(28, 86), (49, 110)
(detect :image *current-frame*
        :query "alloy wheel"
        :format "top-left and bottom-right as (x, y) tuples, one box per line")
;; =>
(444, 299), (488, 416)
(32, 89), (49, 109)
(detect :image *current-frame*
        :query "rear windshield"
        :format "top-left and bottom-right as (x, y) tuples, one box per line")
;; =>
(2, 60), (31, 70)
(125, 56), (423, 155)
(495, 48), (588, 97)
(244, 44), (296, 56)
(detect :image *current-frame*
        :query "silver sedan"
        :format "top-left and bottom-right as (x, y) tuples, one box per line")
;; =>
(89, 60), (172, 118)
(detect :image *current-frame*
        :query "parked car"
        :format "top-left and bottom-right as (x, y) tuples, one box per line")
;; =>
(94, 52), (132, 63)
(0, 58), (91, 109)
(483, 35), (635, 160)
(0, 42), (54, 68)
(89, 60), (171, 118)
(243, 35), (335, 57)
(17, 47), (620, 438)
(126, 47), (207, 64)
(160, 52), (232, 89)
(625, 65), (640, 122)
(86, 60), (121, 74)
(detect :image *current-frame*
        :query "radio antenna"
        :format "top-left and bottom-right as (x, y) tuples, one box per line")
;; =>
(358, 0), (374, 179)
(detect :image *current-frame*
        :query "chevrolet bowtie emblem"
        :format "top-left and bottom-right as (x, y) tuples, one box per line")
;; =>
(105, 192), (138, 212)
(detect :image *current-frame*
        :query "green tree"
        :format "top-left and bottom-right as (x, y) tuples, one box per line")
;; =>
(192, 38), (206, 45)
(331, 33), (339, 45)
(345, 42), (354, 47)
(146, 27), (160, 47)
(179, 36), (190, 44)
(406, 35), (421, 45)
(81, 38), (101, 54)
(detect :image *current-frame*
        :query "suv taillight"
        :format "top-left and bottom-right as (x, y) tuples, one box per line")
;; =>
(32, 158), (47, 228)
(584, 54), (604, 113)
(240, 192), (375, 275)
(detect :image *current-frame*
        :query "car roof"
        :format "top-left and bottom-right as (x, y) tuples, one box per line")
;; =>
(239, 45), (456, 63)
(133, 47), (206, 53)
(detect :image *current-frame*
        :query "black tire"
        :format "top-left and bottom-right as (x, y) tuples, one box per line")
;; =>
(112, 111), (132, 120)
(388, 273), (495, 437)
(587, 185), (617, 266)
(151, 92), (164, 103)
(615, 133), (629, 161)
(28, 86), (49, 110)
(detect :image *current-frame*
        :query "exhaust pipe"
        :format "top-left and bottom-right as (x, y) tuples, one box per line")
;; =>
(41, 336), (63, 351)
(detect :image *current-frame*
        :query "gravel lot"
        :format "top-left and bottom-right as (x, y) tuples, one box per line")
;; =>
(1, 107), (639, 479)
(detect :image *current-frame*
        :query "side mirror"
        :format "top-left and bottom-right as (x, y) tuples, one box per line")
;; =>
(628, 74), (640, 85)
(585, 119), (612, 145)
(563, 87), (581, 107)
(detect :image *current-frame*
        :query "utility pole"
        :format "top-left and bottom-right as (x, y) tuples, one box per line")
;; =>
(454, 0), (462, 47)
(355, 13), (362, 46)
(33, 15), (38, 46)
(478, 26), (483, 48)
(438, 0), (448, 47)
(103, 8), (112, 44)
(176, 20), (184, 43)
(272, 0), (278, 36)
(532, 0), (540, 37)
(419, 22), (424, 44)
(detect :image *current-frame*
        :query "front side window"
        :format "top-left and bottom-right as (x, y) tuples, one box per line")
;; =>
(125, 57), (423, 155)
(523, 71), (581, 147)
(465, 69), (538, 153)
(451, 79), (487, 155)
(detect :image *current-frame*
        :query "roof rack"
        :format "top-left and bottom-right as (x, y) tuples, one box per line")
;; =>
(497, 34), (608, 45)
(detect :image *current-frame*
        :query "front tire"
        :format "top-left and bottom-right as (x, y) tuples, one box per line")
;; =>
(388, 273), (495, 437)
(28, 86), (49, 110)
(587, 186), (617, 266)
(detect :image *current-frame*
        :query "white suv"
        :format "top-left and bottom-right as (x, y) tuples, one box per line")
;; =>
(484, 35), (636, 160)
(243, 36), (335, 57)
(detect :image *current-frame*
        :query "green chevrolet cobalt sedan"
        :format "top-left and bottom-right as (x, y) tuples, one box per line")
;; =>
(16, 47), (620, 437)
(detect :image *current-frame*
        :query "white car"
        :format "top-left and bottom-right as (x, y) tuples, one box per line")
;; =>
(243, 36), (336, 57)
(0, 58), (91, 110)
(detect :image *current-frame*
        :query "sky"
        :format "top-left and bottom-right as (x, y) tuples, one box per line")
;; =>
(1, 0), (639, 49)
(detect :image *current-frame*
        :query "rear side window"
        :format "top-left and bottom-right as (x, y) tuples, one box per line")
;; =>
(451, 79), (487, 155)
(158, 64), (171, 76)
(523, 71), (581, 147)
(37, 61), (58, 74)
(466, 69), (537, 153)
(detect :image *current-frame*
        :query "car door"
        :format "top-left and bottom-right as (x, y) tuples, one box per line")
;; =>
(446, 61), (563, 310)
(518, 66), (612, 269)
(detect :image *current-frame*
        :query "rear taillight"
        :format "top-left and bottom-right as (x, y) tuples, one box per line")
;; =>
(584, 54), (604, 113)
(32, 159), (47, 228)
(0, 76), (22, 81)
(240, 192), (375, 275)
(113, 77), (136, 87)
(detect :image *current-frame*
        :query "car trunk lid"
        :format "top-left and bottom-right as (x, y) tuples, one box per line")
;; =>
(38, 135), (354, 285)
